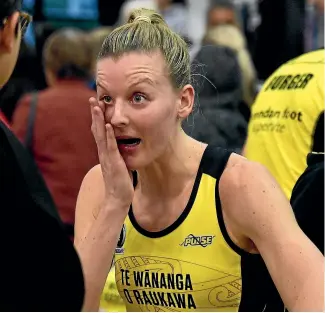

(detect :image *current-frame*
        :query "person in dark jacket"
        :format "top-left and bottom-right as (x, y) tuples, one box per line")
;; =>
(0, 39), (38, 122)
(182, 45), (247, 152)
(0, 0), (84, 310)
(291, 152), (324, 254)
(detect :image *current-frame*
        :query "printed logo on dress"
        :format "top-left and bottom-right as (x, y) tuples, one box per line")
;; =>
(115, 224), (126, 254)
(180, 234), (215, 247)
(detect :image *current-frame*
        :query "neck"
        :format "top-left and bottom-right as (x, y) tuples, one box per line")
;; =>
(136, 131), (206, 200)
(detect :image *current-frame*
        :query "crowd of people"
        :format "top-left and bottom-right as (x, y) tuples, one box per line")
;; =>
(0, 0), (324, 311)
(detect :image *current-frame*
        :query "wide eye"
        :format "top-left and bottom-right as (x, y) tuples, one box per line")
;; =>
(132, 93), (145, 104)
(102, 95), (112, 104)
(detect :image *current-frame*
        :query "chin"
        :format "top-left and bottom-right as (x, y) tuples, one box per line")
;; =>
(122, 154), (149, 171)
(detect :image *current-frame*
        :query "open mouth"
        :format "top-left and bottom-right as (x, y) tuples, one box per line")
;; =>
(116, 138), (141, 146)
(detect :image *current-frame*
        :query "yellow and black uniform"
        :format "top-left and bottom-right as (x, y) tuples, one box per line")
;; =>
(100, 266), (126, 312)
(245, 49), (324, 199)
(109, 146), (282, 312)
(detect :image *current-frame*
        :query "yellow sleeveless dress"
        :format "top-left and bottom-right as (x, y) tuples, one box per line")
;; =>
(103, 146), (280, 312)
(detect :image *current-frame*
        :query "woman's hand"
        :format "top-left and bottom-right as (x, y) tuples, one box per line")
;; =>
(90, 97), (134, 209)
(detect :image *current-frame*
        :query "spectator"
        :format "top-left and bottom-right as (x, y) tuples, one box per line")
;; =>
(0, 0), (84, 310)
(313, 0), (324, 49)
(12, 28), (98, 236)
(291, 152), (324, 254)
(0, 39), (38, 122)
(203, 24), (257, 108)
(156, 0), (188, 39)
(185, 0), (210, 58)
(253, 0), (305, 80)
(182, 45), (247, 151)
(244, 49), (324, 199)
(207, 0), (239, 29)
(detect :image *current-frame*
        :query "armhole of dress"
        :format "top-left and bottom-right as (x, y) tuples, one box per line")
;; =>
(213, 150), (252, 257)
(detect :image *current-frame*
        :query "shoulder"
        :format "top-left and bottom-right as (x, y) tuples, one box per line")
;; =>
(13, 93), (33, 115)
(220, 153), (280, 204)
(77, 164), (104, 209)
(218, 154), (290, 238)
(291, 49), (325, 65)
(80, 164), (104, 195)
(221, 153), (272, 187)
(14, 91), (48, 117)
(202, 147), (273, 195)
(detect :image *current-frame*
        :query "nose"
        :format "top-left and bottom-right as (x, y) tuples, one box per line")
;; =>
(108, 101), (129, 128)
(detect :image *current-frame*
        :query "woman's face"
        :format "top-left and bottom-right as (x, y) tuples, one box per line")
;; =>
(96, 51), (190, 170)
(208, 7), (236, 28)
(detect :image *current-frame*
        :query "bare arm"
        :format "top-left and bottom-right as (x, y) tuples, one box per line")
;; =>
(74, 165), (129, 311)
(74, 168), (118, 312)
(219, 160), (324, 312)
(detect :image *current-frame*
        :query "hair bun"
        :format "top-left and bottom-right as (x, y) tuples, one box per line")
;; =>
(127, 8), (167, 26)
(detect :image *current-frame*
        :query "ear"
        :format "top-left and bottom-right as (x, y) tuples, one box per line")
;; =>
(177, 84), (195, 119)
(0, 12), (20, 52)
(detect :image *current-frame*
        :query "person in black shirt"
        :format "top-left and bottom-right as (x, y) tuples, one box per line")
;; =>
(291, 152), (324, 254)
(0, 0), (84, 310)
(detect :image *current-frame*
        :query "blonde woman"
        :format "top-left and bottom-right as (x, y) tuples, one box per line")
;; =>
(204, 24), (257, 107)
(74, 8), (324, 312)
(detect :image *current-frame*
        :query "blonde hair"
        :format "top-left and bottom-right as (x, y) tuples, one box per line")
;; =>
(43, 28), (91, 78)
(204, 25), (256, 106)
(98, 8), (190, 90)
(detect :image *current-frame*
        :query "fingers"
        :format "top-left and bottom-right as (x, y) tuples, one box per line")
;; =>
(90, 97), (123, 167)
(97, 98), (105, 113)
(90, 97), (107, 157)
(90, 96), (105, 112)
(105, 123), (119, 153)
